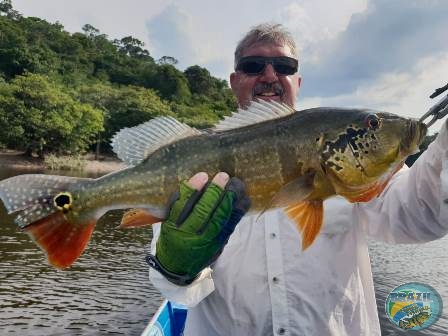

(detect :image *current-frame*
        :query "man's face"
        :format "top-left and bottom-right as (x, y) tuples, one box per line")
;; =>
(230, 42), (301, 109)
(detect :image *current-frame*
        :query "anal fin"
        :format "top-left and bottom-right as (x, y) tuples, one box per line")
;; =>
(24, 212), (96, 269)
(285, 200), (324, 250)
(119, 208), (162, 228)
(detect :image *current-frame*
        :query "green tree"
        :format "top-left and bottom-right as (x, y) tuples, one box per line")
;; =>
(157, 56), (178, 65)
(0, 0), (21, 20)
(149, 64), (191, 101)
(77, 82), (172, 150)
(184, 65), (214, 95)
(0, 74), (103, 156)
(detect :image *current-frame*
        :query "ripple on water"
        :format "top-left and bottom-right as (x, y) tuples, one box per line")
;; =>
(369, 236), (448, 335)
(0, 205), (163, 335)
(1, 168), (447, 335)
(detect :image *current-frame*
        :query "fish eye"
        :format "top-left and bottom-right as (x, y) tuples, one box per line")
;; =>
(365, 114), (381, 130)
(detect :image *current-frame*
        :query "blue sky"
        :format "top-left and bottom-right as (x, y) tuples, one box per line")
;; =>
(12, 0), (448, 131)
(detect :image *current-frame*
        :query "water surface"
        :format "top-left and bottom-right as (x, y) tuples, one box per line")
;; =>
(0, 167), (447, 335)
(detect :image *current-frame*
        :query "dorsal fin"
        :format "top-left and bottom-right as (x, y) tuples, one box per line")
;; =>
(111, 117), (202, 166)
(213, 100), (295, 131)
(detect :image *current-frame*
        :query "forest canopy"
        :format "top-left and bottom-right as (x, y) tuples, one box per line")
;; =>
(0, 0), (236, 157)
(0, 0), (435, 164)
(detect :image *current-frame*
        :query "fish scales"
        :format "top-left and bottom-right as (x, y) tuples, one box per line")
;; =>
(0, 102), (427, 268)
(52, 108), (392, 213)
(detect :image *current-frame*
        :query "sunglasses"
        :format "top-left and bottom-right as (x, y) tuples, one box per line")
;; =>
(235, 56), (299, 76)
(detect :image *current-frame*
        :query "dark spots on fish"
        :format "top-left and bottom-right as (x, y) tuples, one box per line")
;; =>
(354, 152), (360, 158)
(54, 192), (73, 213)
(327, 161), (343, 171)
(320, 163), (327, 174)
(54, 194), (70, 208)
(364, 151), (369, 154)
(357, 143), (364, 149)
(334, 156), (340, 161)
(324, 127), (367, 156)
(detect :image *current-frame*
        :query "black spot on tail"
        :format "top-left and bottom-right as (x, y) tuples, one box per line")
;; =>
(54, 192), (73, 213)
(55, 194), (70, 207)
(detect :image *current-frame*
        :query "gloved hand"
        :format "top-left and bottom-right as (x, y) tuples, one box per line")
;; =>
(146, 172), (251, 286)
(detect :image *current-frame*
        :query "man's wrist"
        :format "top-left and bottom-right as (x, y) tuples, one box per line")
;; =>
(145, 254), (200, 286)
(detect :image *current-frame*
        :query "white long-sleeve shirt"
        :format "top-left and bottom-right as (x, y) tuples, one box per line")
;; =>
(149, 122), (448, 336)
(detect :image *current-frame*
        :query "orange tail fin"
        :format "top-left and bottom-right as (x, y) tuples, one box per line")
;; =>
(285, 200), (324, 250)
(119, 208), (162, 228)
(24, 212), (96, 269)
(0, 174), (96, 269)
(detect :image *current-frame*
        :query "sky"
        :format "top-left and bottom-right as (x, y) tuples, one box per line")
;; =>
(11, 0), (448, 131)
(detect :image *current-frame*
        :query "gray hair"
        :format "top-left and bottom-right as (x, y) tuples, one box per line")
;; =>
(234, 23), (298, 69)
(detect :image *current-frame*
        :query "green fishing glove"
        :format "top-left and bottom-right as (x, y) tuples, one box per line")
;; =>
(146, 175), (250, 286)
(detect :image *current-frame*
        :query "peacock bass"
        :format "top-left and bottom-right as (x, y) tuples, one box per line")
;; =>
(0, 101), (427, 269)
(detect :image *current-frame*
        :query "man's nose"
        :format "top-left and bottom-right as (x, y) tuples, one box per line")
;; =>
(259, 63), (278, 82)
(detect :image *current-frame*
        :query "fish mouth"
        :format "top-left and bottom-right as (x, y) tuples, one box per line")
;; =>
(401, 120), (427, 154)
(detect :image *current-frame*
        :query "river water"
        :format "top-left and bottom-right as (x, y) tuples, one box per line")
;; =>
(0, 168), (447, 335)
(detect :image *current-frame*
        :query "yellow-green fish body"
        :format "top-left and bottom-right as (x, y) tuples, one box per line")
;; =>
(0, 101), (426, 268)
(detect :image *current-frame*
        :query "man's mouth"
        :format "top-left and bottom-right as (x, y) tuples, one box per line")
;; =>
(257, 92), (278, 97)
(253, 82), (284, 99)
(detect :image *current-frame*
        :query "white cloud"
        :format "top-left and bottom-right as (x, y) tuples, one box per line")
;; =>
(277, 0), (368, 63)
(299, 51), (448, 132)
(13, 0), (168, 47)
(9, 0), (448, 133)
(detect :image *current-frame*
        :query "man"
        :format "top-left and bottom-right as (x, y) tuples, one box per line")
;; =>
(149, 23), (448, 335)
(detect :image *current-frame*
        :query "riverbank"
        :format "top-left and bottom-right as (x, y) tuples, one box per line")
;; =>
(0, 150), (126, 175)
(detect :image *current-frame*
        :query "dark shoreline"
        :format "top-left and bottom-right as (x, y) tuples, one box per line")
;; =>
(0, 150), (125, 175)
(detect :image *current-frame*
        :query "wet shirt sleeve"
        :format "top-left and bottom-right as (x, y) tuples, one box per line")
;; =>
(148, 223), (216, 307)
(356, 120), (448, 243)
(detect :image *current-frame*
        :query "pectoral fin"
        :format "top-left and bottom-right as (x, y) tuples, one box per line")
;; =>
(256, 173), (315, 221)
(119, 208), (162, 228)
(269, 172), (315, 208)
(285, 200), (324, 250)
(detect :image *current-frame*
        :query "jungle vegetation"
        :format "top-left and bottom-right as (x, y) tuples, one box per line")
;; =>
(0, 0), (236, 157)
(0, 1), (435, 165)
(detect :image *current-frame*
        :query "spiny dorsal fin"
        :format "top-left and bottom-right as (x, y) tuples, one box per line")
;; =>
(111, 117), (202, 166)
(213, 100), (295, 131)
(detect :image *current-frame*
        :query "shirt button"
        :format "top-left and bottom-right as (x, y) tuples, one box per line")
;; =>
(272, 277), (279, 283)
(277, 327), (286, 335)
(270, 233), (276, 238)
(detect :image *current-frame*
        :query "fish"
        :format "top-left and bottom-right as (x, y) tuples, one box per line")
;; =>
(398, 311), (431, 329)
(0, 100), (427, 269)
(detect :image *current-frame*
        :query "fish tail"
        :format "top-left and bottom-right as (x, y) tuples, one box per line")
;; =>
(24, 212), (96, 269)
(0, 174), (95, 269)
